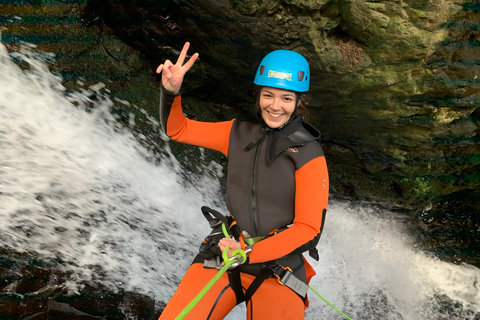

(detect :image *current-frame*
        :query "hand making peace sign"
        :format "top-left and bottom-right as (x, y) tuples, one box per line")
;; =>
(156, 42), (199, 94)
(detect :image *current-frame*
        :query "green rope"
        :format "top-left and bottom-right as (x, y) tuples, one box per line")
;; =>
(174, 258), (232, 320)
(308, 285), (354, 320)
(174, 242), (246, 320)
(221, 223), (230, 238)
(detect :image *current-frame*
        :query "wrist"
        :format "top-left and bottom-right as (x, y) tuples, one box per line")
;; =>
(160, 81), (181, 96)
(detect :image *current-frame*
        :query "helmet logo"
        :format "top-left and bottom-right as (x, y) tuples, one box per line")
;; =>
(268, 70), (292, 81)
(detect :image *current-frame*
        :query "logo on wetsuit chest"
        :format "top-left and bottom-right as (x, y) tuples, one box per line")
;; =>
(286, 147), (298, 153)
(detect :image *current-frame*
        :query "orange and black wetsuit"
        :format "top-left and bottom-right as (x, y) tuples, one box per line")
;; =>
(158, 87), (329, 320)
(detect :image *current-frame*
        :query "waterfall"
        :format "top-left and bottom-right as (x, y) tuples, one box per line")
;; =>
(1, 42), (479, 320)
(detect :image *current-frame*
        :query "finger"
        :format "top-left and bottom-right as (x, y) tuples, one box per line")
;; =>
(219, 238), (234, 246)
(218, 239), (226, 250)
(156, 64), (164, 74)
(162, 60), (173, 77)
(182, 52), (199, 72)
(218, 239), (228, 250)
(176, 42), (190, 67)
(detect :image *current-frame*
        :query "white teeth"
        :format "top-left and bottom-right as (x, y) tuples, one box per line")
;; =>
(269, 112), (282, 118)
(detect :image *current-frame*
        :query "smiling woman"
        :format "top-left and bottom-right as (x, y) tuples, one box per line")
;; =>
(258, 87), (296, 128)
(156, 43), (329, 320)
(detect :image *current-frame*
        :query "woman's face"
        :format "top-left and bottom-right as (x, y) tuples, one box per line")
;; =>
(259, 87), (297, 128)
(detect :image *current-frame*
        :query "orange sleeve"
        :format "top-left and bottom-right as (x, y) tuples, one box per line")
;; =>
(167, 95), (234, 157)
(248, 156), (329, 264)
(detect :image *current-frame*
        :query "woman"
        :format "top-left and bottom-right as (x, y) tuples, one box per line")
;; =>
(156, 42), (329, 320)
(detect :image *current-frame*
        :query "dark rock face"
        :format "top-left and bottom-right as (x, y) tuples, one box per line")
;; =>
(81, 0), (479, 214)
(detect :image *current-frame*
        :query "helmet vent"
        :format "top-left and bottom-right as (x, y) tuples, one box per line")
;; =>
(298, 71), (305, 81)
(259, 65), (266, 75)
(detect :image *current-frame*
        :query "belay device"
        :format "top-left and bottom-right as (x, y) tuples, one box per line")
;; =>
(198, 206), (241, 263)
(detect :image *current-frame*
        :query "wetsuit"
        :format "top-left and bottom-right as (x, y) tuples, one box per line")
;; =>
(158, 87), (329, 320)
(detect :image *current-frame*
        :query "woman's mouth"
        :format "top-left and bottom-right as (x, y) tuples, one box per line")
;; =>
(268, 112), (282, 118)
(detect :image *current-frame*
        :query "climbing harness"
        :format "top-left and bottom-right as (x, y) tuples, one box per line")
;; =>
(175, 207), (354, 320)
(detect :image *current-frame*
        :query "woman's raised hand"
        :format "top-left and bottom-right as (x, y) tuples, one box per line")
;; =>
(156, 42), (199, 94)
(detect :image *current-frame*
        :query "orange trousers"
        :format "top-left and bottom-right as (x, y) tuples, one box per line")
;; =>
(158, 263), (305, 320)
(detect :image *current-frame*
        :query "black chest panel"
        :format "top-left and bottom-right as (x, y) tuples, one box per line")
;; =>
(226, 118), (322, 237)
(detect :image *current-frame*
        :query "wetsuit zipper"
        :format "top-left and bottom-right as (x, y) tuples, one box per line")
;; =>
(250, 140), (260, 236)
(249, 128), (269, 237)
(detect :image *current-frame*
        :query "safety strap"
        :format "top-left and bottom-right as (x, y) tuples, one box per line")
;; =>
(240, 232), (263, 247)
(273, 266), (309, 298)
(244, 267), (271, 303)
(241, 264), (309, 303)
(227, 268), (245, 304)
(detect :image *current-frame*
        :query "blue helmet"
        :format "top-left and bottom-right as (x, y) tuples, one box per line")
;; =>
(254, 50), (310, 92)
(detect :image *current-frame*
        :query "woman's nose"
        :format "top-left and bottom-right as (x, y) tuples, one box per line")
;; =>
(271, 98), (281, 110)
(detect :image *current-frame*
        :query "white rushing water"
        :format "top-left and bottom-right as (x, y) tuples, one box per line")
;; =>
(0, 42), (479, 320)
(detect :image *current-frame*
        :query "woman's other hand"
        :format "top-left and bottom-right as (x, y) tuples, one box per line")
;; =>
(218, 238), (242, 259)
(156, 42), (199, 94)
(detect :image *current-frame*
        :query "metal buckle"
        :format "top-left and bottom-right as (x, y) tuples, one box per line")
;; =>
(274, 266), (292, 285)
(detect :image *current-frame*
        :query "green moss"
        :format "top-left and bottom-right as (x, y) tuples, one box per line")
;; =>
(444, 153), (480, 166)
(317, 49), (344, 70)
(462, 1), (480, 13)
(461, 172), (480, 184)
(399, 175), (442, 203)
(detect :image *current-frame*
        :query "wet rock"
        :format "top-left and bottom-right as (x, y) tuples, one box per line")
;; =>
(0, 249), (160, 320)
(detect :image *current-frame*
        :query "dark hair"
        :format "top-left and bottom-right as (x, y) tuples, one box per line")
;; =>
(253, 86), (309, 122)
